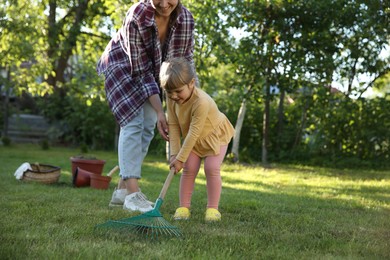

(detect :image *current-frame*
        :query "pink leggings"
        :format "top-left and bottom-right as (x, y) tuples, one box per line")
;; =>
(179, 145), (228, 210)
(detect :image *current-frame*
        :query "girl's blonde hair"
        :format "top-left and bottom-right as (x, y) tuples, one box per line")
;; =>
(159, 57), (195, 91)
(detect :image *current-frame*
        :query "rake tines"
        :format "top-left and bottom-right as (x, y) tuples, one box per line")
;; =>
(95, 169), (182, 239)
(96, 210), (182, 239)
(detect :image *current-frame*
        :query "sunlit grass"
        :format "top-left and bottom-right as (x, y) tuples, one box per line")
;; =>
(217, 163), (390, 211)
(0, 144), (389, 259)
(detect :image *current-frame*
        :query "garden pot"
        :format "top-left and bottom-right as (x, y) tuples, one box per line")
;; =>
(73, 167), (95, 187)
(90, 174), (111, 190)
(70, 156), (106, 177)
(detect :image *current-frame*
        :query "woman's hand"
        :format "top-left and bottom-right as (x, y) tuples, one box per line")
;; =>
(148, 94), (169, 141)
(157, 111), (169, 141)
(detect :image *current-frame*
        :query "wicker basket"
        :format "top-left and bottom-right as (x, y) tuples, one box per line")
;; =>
(23, 163), (61, 184)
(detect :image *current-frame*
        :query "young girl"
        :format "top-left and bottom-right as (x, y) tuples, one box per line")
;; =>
(159, 57), (235, 222)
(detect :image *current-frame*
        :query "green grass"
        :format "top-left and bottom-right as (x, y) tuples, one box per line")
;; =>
(0, 144), (389, 259)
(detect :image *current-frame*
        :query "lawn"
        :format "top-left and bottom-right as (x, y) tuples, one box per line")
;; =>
(0, 144), (389, 259)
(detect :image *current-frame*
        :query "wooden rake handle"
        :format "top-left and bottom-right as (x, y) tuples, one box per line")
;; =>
(158, 168), (176, 200)
(107, 165), (119, 177)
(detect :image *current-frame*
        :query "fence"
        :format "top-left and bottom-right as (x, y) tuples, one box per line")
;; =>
(7, 114), (49, 143)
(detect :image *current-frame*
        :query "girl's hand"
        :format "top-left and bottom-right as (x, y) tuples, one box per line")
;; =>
(170, 159), (183, 174)
(169, 155), (176, 164)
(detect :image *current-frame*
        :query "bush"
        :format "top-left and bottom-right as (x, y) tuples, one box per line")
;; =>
(38, 93), (116, 150)
(39, 139), (49, 150)
(1, 136), (11, 146)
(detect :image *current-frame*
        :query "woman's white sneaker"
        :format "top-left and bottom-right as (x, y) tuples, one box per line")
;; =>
(109, 188), (127, 208)
(123, 192), (153, 213)
(109, 189), (154, 208)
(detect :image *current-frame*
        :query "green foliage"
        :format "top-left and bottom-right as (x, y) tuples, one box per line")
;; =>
(194, 0), (390, 165)
(148, 132), (168, 158)
(37, 93), (116, 150)
(277, 89), (390, 167)
(1, 0), (390, 167)
(1, 136), (11, 146)
(0, 1), (45, 96)
(39, 139), (50, 150)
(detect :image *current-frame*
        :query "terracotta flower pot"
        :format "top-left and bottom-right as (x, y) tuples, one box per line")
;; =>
(70, 156), (106, 177)
(73, 167), (95, 187)
(90, 174), (111, 190)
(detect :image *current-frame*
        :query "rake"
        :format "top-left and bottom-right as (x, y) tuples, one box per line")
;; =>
(95, 168), (181, 239)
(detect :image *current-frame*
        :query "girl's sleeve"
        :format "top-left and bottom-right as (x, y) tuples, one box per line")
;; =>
(176, 100), (209, 162)
(167, 100), (181, 157)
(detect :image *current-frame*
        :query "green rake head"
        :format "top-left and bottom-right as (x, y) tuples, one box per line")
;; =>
(95, 198), (182, 239)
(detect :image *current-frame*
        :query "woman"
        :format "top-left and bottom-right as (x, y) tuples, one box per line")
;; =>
(97, 0), (196, 213)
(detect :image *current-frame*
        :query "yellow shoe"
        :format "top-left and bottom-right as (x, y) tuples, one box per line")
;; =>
(173, 207), (190, 220)
(205, 208), (221, 222)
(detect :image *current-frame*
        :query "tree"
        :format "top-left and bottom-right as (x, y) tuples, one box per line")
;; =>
(1, 0), (122, 147)
(330, 0), (390, 99)
(0, 1), (42, 136)
(214, 0), (390, 165)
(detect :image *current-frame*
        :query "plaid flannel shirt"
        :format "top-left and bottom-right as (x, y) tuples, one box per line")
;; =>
(97, 0), (195, 127)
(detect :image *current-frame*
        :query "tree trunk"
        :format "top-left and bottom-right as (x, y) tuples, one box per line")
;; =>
(2, 67), (11, 138)
(262, 82), (270, 166)
(231, 97), (247, 163)
(276, 89), (285, 157)
(47, 0), (58, 91)
(293, 97), (309, 149)
(46, 0), (89, 97)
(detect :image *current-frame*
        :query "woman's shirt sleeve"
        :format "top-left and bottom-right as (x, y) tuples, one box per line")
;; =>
(123, 20), (159, 97)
